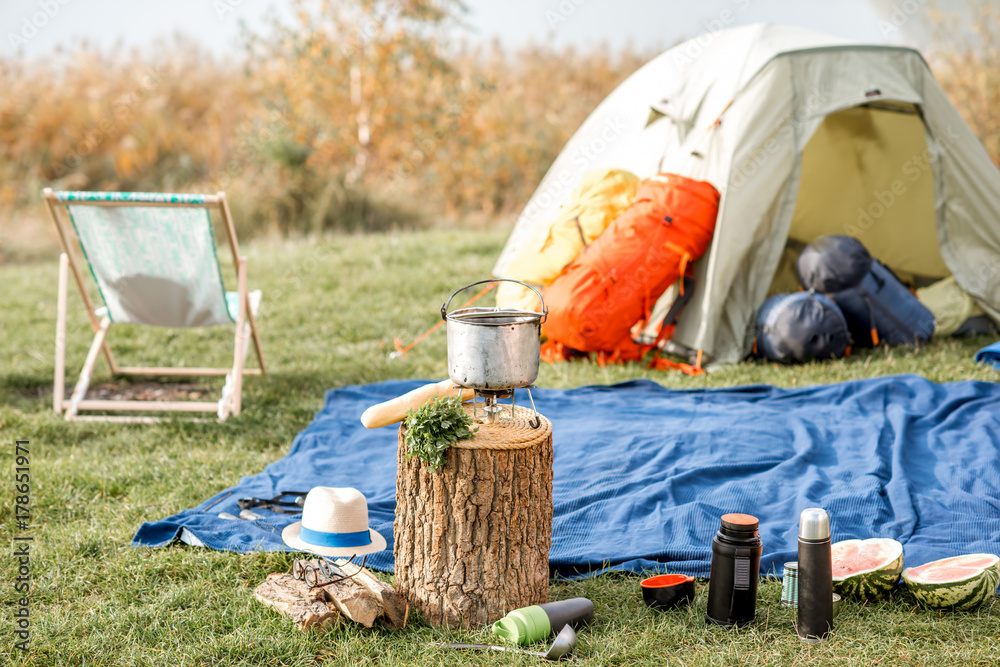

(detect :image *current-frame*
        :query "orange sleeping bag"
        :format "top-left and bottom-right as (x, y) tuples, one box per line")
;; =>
(542, 173), (720, 359)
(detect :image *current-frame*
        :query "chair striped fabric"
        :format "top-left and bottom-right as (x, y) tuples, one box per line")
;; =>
(44, 189), (266, 422)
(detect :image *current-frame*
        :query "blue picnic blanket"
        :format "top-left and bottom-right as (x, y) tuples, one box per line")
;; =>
(133, 375), (1000, 579)
(976, 340), (1000, 369)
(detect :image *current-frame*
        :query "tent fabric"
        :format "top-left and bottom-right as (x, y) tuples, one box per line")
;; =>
(63, 192), (232, 328)
(494, 24), (1000, 364)
(133, 377), (1000, 580)
(976, 341), (1000, 369)
(790, 105), (945, 278)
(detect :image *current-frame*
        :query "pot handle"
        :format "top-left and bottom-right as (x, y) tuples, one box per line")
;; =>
(441, 279), (547, 323)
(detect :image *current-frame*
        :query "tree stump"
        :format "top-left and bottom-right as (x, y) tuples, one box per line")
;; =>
(394, 404), (553, 628)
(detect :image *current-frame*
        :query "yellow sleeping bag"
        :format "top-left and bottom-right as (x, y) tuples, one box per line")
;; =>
(497, 168), (639, 311)
(916, 276), (985, 337)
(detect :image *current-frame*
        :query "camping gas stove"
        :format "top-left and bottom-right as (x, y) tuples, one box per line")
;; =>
(462, 386), (541, 428)
(441, 279), (547, 429)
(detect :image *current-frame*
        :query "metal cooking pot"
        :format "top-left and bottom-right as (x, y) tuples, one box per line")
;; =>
(441, 279), (546, 391)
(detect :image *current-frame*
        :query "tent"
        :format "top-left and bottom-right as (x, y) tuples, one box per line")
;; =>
(493, 24), (1000, 364)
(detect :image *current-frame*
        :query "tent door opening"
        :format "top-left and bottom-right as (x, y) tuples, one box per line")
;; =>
(787, 103), (948, 284)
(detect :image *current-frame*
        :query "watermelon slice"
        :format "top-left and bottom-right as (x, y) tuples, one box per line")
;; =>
(831, 538), (904, 600)
(902, 554), (1000, 611)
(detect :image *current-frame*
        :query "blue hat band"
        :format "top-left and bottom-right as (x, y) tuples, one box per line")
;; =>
(298, 525), (372, 548)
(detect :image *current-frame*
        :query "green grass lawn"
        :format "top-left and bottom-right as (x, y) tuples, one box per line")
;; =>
(1, 228), (998, 666)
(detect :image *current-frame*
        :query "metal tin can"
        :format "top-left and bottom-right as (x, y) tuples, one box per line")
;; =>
(781, 561), (799, 608)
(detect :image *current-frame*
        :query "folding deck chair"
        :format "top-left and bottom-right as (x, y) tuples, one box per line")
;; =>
(43, 189), (266, 422)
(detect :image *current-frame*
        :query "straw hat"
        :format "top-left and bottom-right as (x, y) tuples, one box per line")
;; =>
(281, 487), (387, 557)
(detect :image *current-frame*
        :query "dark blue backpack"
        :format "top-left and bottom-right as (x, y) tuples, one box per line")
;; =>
(755, 292), (850, 364)
(797, 236), (935, 347)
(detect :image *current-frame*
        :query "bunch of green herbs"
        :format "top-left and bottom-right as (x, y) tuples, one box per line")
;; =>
(403, 395), (479, 471)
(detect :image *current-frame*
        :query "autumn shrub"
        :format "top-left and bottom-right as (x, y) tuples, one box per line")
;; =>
(924, 0), (1000, 165)
(243, 0), (647, 226)
(0, 0), (996, 259)
(0, 1), (647, 252)
(0, 41), (257, 200)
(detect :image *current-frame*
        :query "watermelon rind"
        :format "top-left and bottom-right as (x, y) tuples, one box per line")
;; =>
(902, 553), (1000, 612)
(831, 538), (904, 600)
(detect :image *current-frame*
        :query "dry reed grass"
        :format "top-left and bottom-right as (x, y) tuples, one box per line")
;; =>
(0, 0), (996, 260)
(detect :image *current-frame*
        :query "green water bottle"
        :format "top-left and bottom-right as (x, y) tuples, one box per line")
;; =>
(492, 597), (594, 645)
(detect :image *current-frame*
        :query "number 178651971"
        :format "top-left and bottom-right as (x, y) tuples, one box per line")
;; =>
(15, 441), (30, 524)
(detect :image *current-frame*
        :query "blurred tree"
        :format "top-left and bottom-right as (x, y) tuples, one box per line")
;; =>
(0, 2), (655, 243)
(248, 1), (466, 183)
(922, 0), (1000, 165)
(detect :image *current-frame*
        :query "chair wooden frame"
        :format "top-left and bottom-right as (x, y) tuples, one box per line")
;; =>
(43, 189), (267, 422)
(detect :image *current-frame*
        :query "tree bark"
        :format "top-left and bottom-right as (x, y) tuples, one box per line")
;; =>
(394, 408), (553, 628)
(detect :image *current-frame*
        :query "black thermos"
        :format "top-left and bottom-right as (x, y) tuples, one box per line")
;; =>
(796, 508), (833, 642)
(706, 513), (763, 626)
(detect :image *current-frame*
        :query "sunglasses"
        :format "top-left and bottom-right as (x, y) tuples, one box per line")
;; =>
(290, 555), (369, 589)
(238, 491), (308, 514)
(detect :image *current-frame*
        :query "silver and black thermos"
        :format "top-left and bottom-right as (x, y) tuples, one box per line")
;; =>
(796, 508), (833, 642)
(706, 513), (763, 626)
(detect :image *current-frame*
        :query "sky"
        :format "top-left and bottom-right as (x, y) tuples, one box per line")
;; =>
(1, 0), (939, 60)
